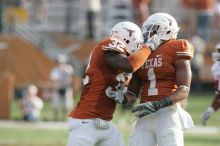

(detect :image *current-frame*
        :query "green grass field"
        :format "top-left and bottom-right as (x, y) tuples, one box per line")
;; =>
(0, 91), (220, 146)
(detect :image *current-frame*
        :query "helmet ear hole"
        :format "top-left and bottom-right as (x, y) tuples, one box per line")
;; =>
(123, 38), (130, 44)
(166, 31), (171, 34)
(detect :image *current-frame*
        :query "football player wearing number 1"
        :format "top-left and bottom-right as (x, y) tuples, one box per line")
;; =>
(129, 13), (195, 146)
(66, 21), (154, 146)
(108, 13), (195, 146)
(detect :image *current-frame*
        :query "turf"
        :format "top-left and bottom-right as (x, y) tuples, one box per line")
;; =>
(0, 91), (219, 146)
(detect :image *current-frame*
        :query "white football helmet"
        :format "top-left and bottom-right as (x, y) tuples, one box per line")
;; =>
(212, 43), (220, 62)
(142, 13), (180, 47)
(110, 21), (143, 54)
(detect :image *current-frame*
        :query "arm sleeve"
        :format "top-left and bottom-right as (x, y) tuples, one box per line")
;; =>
(127, 46), (151, 72)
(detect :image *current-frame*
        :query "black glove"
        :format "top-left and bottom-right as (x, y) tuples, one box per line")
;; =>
(132, 97), (172, 118)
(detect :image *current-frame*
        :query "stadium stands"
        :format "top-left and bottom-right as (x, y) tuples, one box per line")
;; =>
(0, 35), (55, 88)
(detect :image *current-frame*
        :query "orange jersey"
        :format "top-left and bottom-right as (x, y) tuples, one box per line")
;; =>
(69, 37), (132, 120)
(137, 39), (194, 103)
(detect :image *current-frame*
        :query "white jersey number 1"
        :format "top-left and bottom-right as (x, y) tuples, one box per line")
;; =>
(148, 68), (158, 96)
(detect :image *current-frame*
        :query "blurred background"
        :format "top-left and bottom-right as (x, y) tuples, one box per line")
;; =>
(0, 0), (220, 146)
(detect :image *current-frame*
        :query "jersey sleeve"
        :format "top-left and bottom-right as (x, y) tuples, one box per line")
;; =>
(175, 39), (194, 60)
(102, 37), (127, 54)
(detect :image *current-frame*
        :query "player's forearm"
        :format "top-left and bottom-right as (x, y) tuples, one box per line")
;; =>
(127, 46), (151, 72)
(123, 91), (137, 104)
(173, 59), (191, 104)
(104, 51), (134, 73)
(169, 85), (190, 104)
(104, 47), (151, 73)
(211, 94), (220, 111)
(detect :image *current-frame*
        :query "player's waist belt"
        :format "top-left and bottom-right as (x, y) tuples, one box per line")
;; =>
(71, 118), (111, 129)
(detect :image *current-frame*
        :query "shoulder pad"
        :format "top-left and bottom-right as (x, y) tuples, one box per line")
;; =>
(102, 37), (126, 54)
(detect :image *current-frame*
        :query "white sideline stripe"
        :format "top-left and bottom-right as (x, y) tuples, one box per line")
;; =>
(0, 120), (219, 135)
(184, 126), (220, 135)
(0, 120), (67, 129)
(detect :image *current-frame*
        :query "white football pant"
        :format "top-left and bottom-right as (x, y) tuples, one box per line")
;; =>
(129, 104), (184, 146)
(66, 118), (125, 146)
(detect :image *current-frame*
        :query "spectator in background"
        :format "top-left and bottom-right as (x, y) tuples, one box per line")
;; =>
(28, 0), (49, 25)
(194, 0), (214, 42)
(86, 0), (101, 39)
(211, 0), (220, 42)
(181, 0), (214, 42)
(19, 85), (44, 122)
(190, 34), (206, 91)
(132, 0), (151, 27)
(201, 43), (220, 125)
(181, 0), (197, 38)
(50, 54), (74, 121)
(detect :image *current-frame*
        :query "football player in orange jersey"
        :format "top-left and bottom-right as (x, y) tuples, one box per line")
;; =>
(66, 21), (154, 146)
(109, 13), (195, 146)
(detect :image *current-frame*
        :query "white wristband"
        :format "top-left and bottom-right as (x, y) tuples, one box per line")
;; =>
(178, 85), (190, 92)
(207, 107), (215, 113)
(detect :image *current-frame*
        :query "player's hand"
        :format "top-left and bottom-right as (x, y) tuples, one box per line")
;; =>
(145, 34), (160, 51)
(132, 101), (158, 118)
(108, 90), (127, 104)
(132, 97), (172, 118)
(201, 107), (214, 126)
